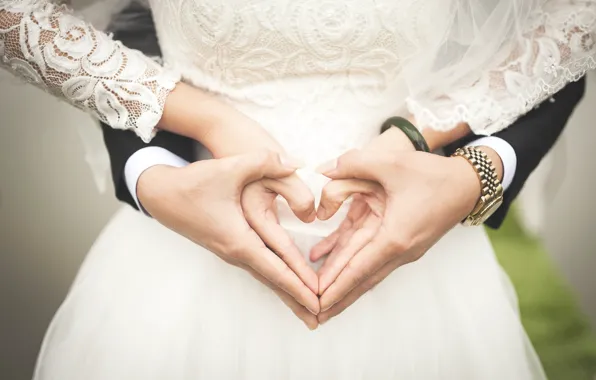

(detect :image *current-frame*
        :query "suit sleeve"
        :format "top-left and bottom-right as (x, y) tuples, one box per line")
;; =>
(444, 76), (586, 229)
(100, 2), (196, 210)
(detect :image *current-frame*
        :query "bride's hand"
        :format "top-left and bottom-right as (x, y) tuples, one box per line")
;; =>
(137, 150), (320, 328)
(312, 128), (499, 324)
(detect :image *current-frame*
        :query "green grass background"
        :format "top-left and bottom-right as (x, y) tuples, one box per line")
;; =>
(489, 213), (596, 379)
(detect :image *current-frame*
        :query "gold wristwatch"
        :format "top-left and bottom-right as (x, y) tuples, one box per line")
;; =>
(452, 147), (504, 226)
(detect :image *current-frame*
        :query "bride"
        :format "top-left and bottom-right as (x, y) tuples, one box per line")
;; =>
(2, 0), (595, 378)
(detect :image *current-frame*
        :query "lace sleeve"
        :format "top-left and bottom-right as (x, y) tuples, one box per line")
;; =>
(0, 0), (180, 142)
(406, 0), (596, 136)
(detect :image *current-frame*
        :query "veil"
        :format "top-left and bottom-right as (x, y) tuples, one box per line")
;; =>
(397, 0), (547, 94)
(404, 0), (544, 95)
(400, 0), (559, 133)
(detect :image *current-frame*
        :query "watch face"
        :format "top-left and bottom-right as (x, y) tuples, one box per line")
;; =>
(475, 197), (504, 225)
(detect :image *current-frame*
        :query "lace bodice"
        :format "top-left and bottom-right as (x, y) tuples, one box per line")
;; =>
(1, 0), (596, 144)
(151, 0), (596, 136)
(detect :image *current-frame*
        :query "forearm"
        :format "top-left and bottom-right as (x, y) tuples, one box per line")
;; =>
(158, 82), (282, 157)
(422, 122), (471, 152)
(158, 83), (226, 146)
(475, 146), (504, 182)
(412, 119), (506, 183)
(381, 120), (505, 184)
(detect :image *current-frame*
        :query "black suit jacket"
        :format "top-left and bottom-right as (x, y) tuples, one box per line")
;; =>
(101, 3), (586, 229)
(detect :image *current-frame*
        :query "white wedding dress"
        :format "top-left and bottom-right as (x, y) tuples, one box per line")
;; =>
(2, 0), (596, 379)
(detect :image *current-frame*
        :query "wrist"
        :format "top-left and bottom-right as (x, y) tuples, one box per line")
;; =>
(447, 156), (483, 218)
(449, 147), (505, 226)
(421, 122), (471, 151)
(159, 83), (245, 146)
(159, 83), (216, 141)
(374, 127), (417, 154)
(474, 146), (504, 182)
(160, 83), (283, 158)
(137, 165), (178, 208)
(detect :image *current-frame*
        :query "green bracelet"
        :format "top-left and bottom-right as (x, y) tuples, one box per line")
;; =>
(381, 116), (430, 153)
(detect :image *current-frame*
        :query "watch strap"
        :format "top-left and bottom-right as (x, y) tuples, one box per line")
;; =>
(452, 147), (504, 226)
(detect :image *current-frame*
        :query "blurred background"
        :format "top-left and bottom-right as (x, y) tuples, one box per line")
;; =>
(1, 70), (596, 379)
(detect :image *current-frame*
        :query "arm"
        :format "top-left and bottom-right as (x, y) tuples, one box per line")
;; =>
(101, 124), (193, 210)
(0, 1), (255, 150)
(411, 75), (585, 229)
(406, 0), (596, 136)
(0, 1), (178, 142)
(98, 1), (194, 211)
(445, 77), (586, 228)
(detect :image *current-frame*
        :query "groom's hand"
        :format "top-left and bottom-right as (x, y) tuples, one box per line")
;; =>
(241, 173), (319, 294)
(313, 130), (498, 324)
(136, 150), (320, 328)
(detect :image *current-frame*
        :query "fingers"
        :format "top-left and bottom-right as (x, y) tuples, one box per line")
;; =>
(318, 258), (401, 325)
(309, 226), (343, 263)
(317, 150), (392, 182)
(230, 150), (299, 185)
(242, 243), (320, 315)
(272, 286), (320, 330)
(262, 175), (316, 223)
(242, 265), (319, 330)
(318, 179), (381, 220)
(317, 225), (376, 295)
(309, 198), (369, 263)
(249, 207), (319, 294)
(319, 233), (394, 312)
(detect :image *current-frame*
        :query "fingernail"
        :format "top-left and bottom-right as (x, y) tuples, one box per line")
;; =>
(280, 154), (306, 169)
(315, 159), (337, 175)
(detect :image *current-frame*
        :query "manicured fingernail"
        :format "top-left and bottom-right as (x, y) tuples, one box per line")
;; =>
(315, 159), (337, 174)
(280, 155), (306, 169)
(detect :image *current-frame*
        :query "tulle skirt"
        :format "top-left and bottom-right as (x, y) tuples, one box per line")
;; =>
(34, 205), (546, 379)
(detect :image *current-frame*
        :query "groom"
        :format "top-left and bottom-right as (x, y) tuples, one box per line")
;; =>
(100, 2), (585, 322)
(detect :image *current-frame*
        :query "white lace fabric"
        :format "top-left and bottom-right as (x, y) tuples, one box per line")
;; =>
(0, 0), (180, 142)
(1, 0), (595, 143)
(148, 0), (596, 139)
(406, 0), (596, 135)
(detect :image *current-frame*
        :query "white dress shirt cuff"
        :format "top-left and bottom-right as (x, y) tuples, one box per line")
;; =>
(124, 147), (190, 215)
(465, 136), (516, 191)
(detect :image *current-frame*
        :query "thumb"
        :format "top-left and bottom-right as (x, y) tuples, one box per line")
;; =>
(318, 179), (382, 220)
(316, 150), (385, 182)
(231, 150), (302, 185)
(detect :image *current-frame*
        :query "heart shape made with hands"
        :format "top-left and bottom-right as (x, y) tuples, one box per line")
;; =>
(276, 167), (385, 294)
